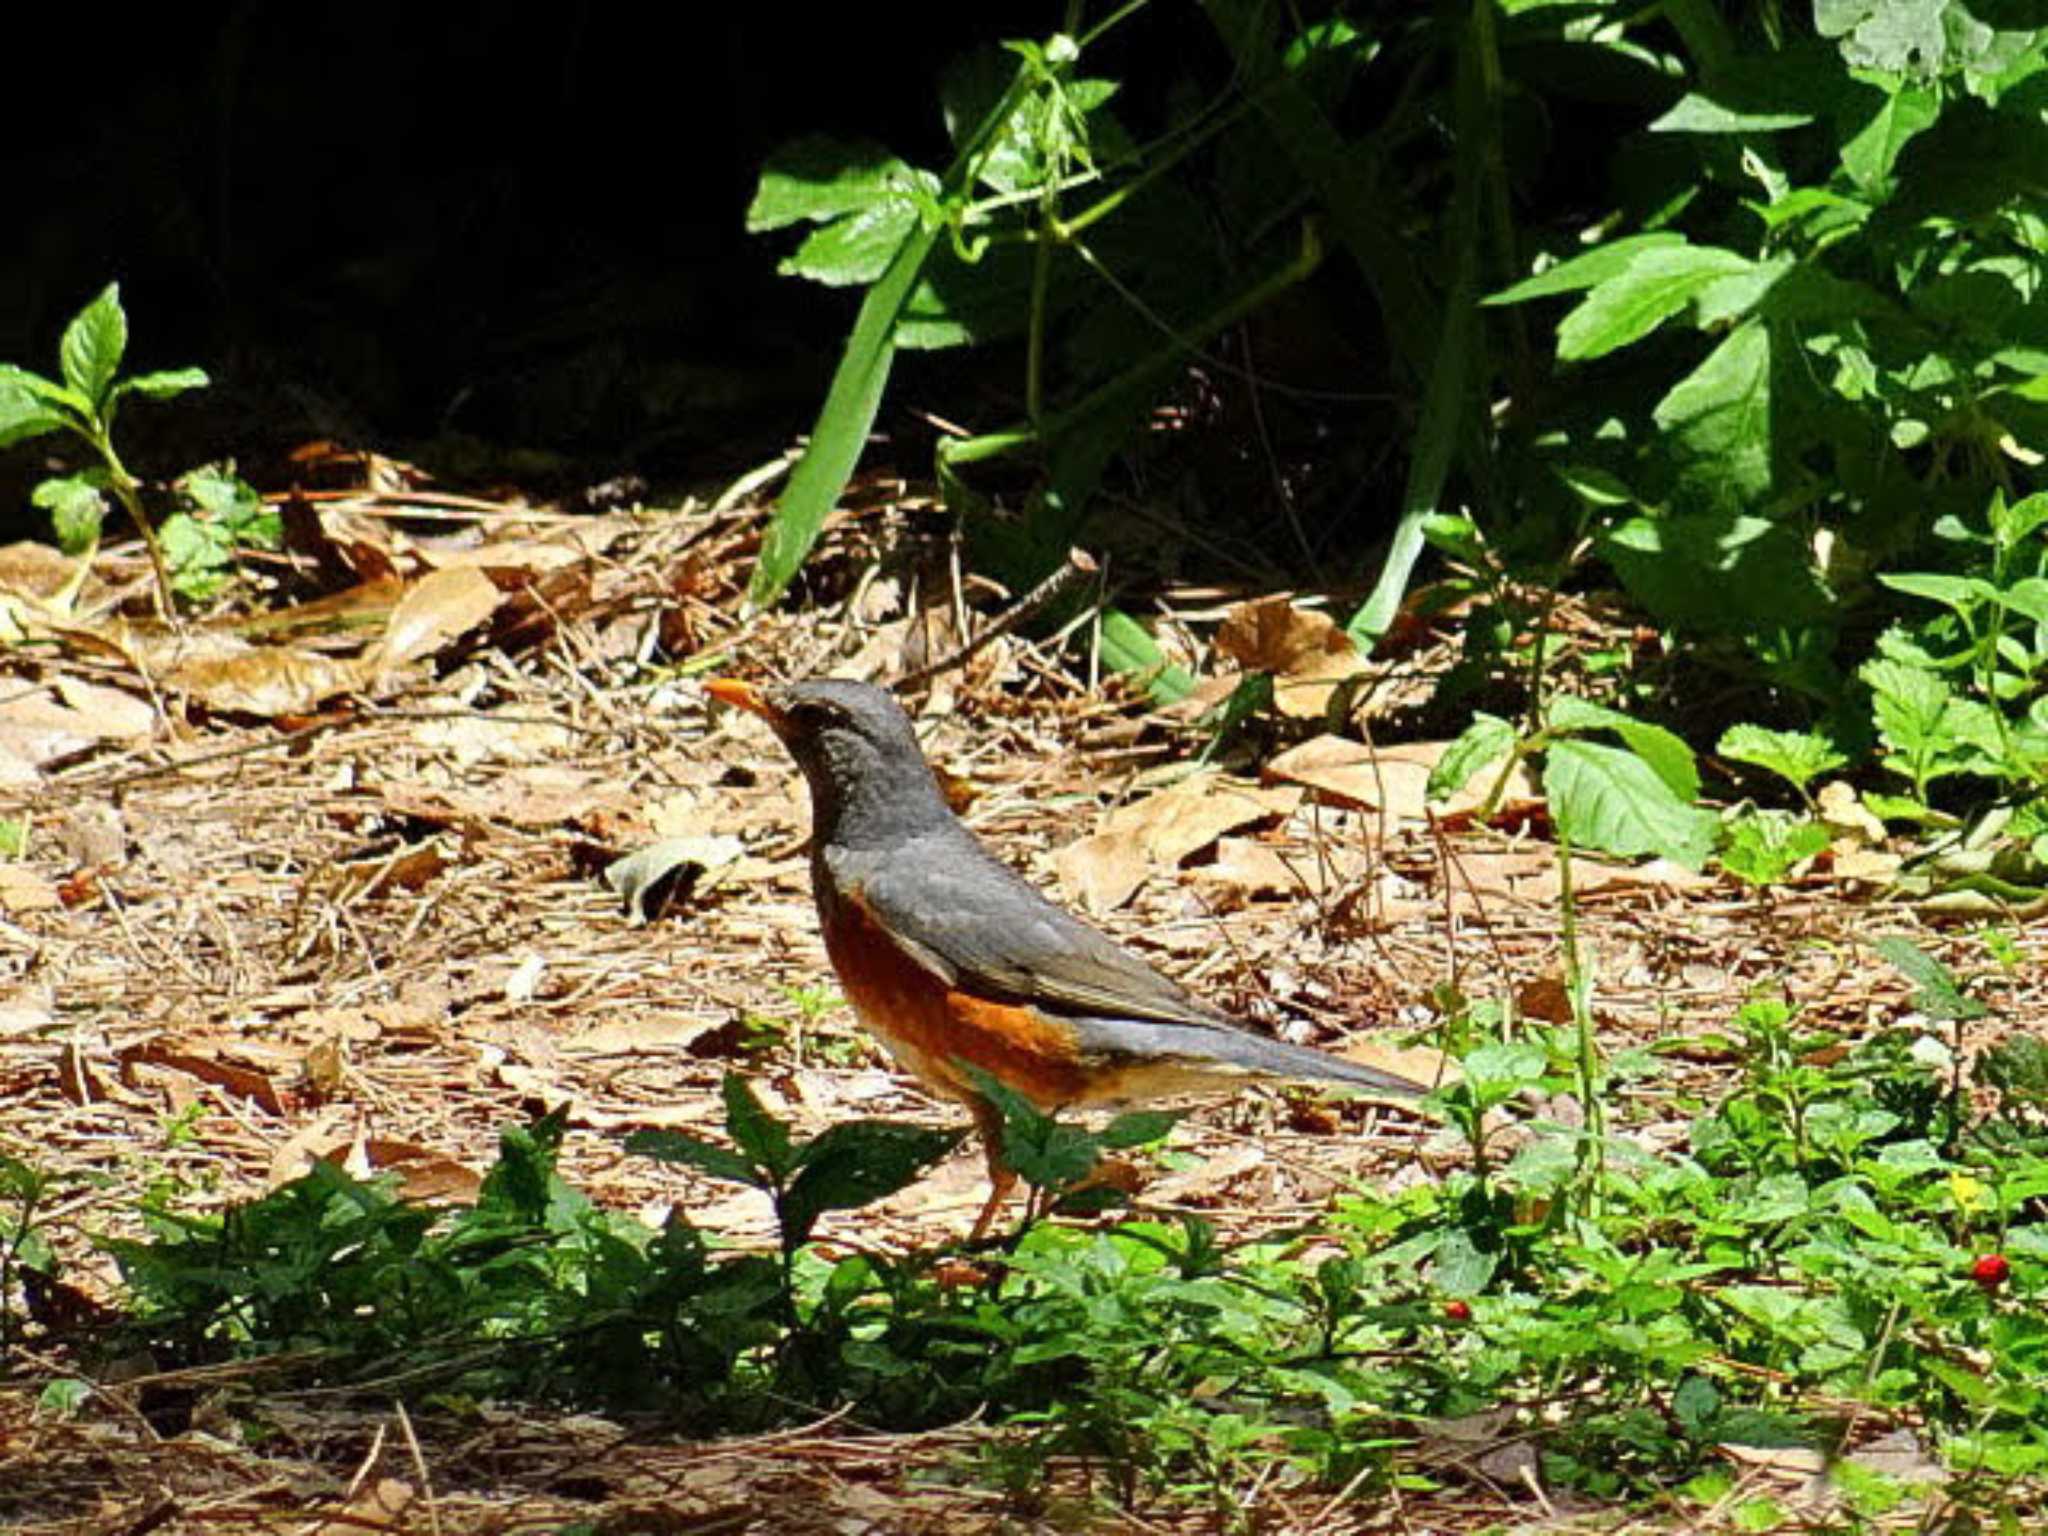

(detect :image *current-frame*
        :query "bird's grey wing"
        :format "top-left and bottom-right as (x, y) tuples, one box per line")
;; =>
(832, 834), (1234, 1028)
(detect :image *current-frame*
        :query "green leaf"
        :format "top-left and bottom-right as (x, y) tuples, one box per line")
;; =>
(1717, 724), (1849, 793)
(1874, 936), (1990, 1021)
(1879, 571), (1997, 615)
(1555, 246), (1753, 361)
(1429, 712), (1516, 802)
(1099, 1109), (1181, 1150)
(779, 190), (928, 288)
(1554, 464), (1634, 508)
(721, 1074), (796, 1181)
(178, 464), (276, 540)
(1543, 739), (1719, 868)
(1546, 695), (1700, 801)
(746, 137), (923, 232)
(1652, 318), (1773, 506)
(115, 367), (210, 402)
(1650, 95), (1814, 133)
(0, 366), (75, 448)
(59, 283), (127, 407)
(36, 1378), (92, 1419)
(1484, 234), (1690, 306)
(31, 475), (108, 555)
(622, 1128), (765, 1189)
(749, 219), (940, 608)
(1601, 513), (1831, 632)
(1839, 81), (1940, 189)
(781, 1120), (960, 1246)
(1719, 811), (1830, 887)
(966, 1067), (1099, 1193)
(1817, 0), (2037, 80)
(1097, 609), (1194, 704)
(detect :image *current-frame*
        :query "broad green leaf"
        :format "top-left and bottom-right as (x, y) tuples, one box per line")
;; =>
(1990, 491), (2048, 545)
(1650, 94), (1814, 133)
(1839, 81), (1940, 189)
(2002, 577), (2048, 624)
(1863, 657), (1956, 752)
(1484, 233), (1689, 306)
(1543, 738), (1719, 868)
(1429, 712), (1516, 802)
(1546, 695), (1700, 801)
(59, 283), (127, 406)
(623, 1127), (766, 1188)
(721, 1074), (796, 1181)
(779, 189), (927, 287)
(1603, 514), (1831, 631)
(746, 137), (922, 232)
(1879, 571), (1999, 614)
(31, 475), (108, 555)
(115, 367), (210, 402)
(0, 367), (74, 448)
(1556, 246), (1754, 361)
(782, 1121), (960, 1245)
(1653, 318), (1773, 506)
(1817, 0), (2038, 81)
(1716, 724), (1849, 792)
(1430, 1228), (1498, 1296)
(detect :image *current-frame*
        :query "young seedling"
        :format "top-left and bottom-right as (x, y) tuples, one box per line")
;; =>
(1, 283), (209, 616)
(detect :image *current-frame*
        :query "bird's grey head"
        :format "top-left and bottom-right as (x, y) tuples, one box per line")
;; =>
(709, 677), (954, 846)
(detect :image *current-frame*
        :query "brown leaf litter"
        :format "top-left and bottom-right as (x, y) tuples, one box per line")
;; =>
(0, 462), (2040, 1534)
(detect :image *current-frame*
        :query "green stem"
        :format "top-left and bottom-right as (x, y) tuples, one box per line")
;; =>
(1557, 824), (1605, 1213)
(90, 427), (174, 617)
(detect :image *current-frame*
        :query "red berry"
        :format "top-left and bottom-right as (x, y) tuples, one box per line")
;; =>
(1972, 1254), (2010, 1289)
(1444, 1299), (1473, 1321)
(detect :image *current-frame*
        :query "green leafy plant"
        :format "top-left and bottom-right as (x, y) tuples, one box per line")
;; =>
(1432, 694), (1718, 869)
(1, 283), (214, 614)
(967, 1066), (1181, 1230)
(628, 1073), (958, 1265)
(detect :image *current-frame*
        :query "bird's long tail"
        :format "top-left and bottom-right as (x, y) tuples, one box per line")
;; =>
(1068, 1017), (1430, 1102)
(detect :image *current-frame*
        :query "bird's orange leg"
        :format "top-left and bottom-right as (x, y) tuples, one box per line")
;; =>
(965, 1096), (1020, 1244)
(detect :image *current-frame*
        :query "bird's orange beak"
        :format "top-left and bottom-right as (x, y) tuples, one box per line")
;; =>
(704, 676), (784, 726)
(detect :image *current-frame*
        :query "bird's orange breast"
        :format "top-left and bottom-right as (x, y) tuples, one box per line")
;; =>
(821, 887), (1090, 1110)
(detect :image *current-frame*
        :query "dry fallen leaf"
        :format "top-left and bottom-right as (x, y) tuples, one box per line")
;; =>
(166, 645), (367, 717)
(0, 864), (61, 913)
(52, 677), (156, 738)
(1053, 773), (1302, 912)
(1817, 779), (1887, 845)
(1213, 597), (1368, 718)
(371, 565), (504, 675)
(1266, 734), (1540, 824)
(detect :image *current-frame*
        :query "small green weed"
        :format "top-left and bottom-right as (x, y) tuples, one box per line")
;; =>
(1, 283), (274, 614)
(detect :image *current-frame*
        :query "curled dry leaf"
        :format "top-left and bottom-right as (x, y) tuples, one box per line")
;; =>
(1213, 597), (1368, 718)
(1054, 772), (1302, 912)
(606, 834), (749, 921)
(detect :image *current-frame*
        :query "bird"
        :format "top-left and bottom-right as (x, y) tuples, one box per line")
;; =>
(703, 676), (1427, 1239)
